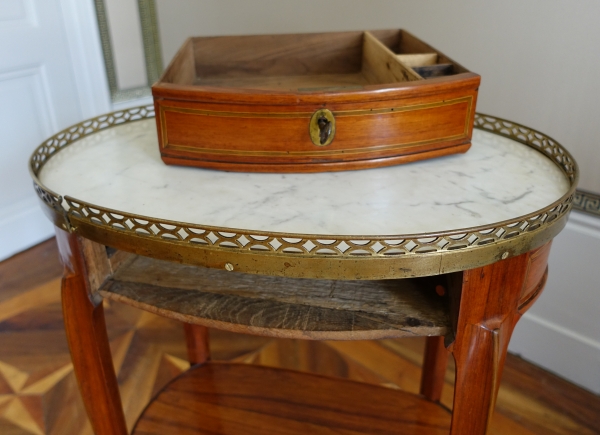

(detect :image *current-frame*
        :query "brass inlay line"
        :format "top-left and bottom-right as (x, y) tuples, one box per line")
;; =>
(164, 134), (467, 157)
(160, 96), (472, 156)
(159, 96), (472, 119)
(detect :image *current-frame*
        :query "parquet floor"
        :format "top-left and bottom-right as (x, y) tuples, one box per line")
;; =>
(1, 239), (599, 435)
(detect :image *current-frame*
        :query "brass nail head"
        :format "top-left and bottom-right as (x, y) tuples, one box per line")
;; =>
(225, 263), (234, 271)
(435, 285), (446, 296)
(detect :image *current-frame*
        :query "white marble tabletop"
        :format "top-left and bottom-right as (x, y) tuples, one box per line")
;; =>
(39, 119), (569, 236)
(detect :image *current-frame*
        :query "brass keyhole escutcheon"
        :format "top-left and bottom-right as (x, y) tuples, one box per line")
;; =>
(309, 109), (335, 146)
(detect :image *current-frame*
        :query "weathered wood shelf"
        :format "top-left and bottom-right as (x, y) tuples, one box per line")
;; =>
(99, 254), (451, 340)
(133, 363), (451, 435)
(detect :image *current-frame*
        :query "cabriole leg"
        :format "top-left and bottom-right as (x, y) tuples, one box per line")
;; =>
(56, 229), (128, 435)
(448, 246), (548, 435)
(420, 336), (449, 402)
(183, 323), (211, 365)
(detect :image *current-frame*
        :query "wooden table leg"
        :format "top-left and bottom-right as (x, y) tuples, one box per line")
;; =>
(448, 245), (549, 435)
(420, 336), (449, 402)
(56, 229), (128, 435)
(183, 323), (211, 365)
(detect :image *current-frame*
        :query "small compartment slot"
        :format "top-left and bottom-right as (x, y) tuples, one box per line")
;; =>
(371, 29), (469, 79)
(412, 64), (454, 79)
(361, 31), (423, 83)
(396, 53), (454, 78)
(396, 53), (438, 67)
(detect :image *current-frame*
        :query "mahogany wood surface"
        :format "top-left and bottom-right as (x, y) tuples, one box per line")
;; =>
(447, 245), (549, 435)
(153, 29), (479, 172)
(183, 324), (210, 365)
(55, 230), (128, 435)
(420, 336), (449, 403)
(98, 254), (451, 340)
(133, 362), (451, 435)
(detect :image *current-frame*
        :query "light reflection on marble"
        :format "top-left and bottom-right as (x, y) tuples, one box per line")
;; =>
(39, 119), (570, 236)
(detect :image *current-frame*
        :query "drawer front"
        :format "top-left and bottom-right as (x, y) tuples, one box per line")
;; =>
(155, 87), (477, 172)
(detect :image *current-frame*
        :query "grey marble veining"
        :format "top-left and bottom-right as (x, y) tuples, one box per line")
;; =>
(39, 119), (569, 236)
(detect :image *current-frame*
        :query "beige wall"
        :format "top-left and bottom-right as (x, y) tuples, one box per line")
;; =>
(105, 0), (147, 89)
(155, 0), (600, 193)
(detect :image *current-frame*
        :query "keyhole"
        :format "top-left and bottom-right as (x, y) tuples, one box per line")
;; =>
(317, 116), (332, 145)
(309, 109), (335, 146)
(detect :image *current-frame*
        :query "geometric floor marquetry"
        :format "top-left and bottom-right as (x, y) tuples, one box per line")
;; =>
(1, 239), (599, 435)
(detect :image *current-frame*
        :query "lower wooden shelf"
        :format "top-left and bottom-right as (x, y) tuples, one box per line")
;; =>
(98, 254), (451, 340)
(133, 363), (451, 435)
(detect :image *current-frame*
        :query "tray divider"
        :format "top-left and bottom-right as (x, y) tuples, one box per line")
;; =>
(362, 31), (423, 84)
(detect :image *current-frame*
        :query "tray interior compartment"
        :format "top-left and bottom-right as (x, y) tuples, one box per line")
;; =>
(161, 31), (425, 92)
(371, 29), (469, 79)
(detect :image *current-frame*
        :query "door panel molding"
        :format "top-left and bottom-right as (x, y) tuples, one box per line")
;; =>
(0, 0), (37, 29)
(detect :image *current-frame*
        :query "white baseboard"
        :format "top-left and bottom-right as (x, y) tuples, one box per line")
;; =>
(508, 210), (600, 395)
(0, 197), (54, 261)
(510, 312), (600, 395)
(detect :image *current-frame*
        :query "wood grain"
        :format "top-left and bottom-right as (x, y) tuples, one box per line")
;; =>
(192, 32), (365, 79)
(521, 242), (552, 303)
(56, 231), (128, 435)
(0, 238), (62, 305)
(133, 363), (451, 435)
(99, 255), (451, 340)
(449, 251), (535, 435)
(420, 336), (449, 402)
(183, 324), (210, 365)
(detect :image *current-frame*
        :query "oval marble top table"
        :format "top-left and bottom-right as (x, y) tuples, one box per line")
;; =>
(31, 107), (577, 279)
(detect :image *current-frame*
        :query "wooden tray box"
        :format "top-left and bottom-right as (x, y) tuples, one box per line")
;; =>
(152, 29), (480, 172)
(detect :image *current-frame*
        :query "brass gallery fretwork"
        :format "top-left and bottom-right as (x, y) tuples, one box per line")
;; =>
(29, 106), (577, 264)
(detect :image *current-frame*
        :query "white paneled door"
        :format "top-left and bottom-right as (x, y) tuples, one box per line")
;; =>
(0, 0), (103, 260)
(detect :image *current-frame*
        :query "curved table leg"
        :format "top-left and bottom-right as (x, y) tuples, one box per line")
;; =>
(420, 336), (449, 402)
(183, 324), (211, 365)
(56, 229), (128, 435)
(448, 245), (549, 435)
